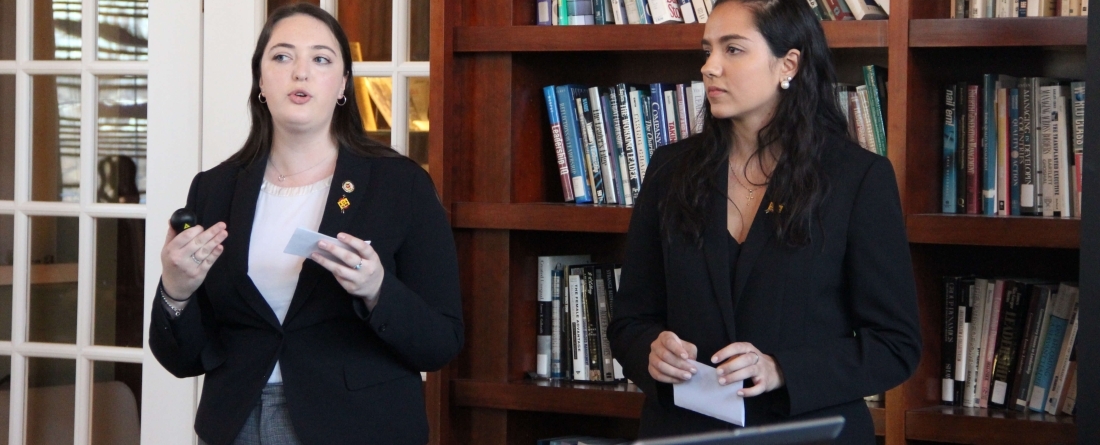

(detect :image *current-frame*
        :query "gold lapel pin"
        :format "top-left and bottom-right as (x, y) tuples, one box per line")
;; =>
(342, 180), (355, 193)
(337, 195), (351, 214)
(765, 202), (785, 214)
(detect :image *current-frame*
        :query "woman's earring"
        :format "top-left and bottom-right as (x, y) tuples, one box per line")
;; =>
(337, 95), (347, 106)
(780, 76), (792, 90)
(258, 92), (267, 104)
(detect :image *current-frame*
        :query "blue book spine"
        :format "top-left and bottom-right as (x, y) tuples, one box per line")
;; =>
(982, 74), (998, 215)
(538, 0), (553, 25)
(599, 92), (627, 204)
(578, 95), (607, 204)
(555, 85), (593, 203)
(631, 90), (653, 181)
(649, 83), (670, 148)
(943, 85), (958, 213)
(1029, 315), (1069, 412)
(1009, 88), (1021, 215)
(544, 85), (575, 202)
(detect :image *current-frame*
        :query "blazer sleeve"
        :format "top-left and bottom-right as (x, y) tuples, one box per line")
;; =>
(608, 149), (673, 401)
(358, 168), (464, 371)
(772, 156), (922, 416)
(148, 172), (217, 378)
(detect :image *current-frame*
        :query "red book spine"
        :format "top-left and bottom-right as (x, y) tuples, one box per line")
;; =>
(966, 84), (982, 214)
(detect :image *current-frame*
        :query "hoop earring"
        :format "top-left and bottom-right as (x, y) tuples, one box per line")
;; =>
(780, 77), (792, 90)
(258, 92), (267, 104)
(337, 95), (347, 106)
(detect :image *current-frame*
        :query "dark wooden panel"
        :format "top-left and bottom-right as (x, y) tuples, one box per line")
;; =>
(507, 411), (639, 444)
(454, 21), (887, 52)
(907, 214), (1080, 248)
(905, 406), (1076, 444)
(910, 17), (1087, 48)
(453, 230), (512, 381)
(868, 402), (885, 437)
(452, 380), (645, 418)
(453, 202), (633, 232)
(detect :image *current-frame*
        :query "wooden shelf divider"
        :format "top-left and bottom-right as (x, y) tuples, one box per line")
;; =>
(452, 380), (644, 419)
(909, 17), (1087, 47)
(452, 202), (632, 233)
(905, 405), (1075, 445)
(454, 20), (887, 52)
(907, 214), (1080, 248)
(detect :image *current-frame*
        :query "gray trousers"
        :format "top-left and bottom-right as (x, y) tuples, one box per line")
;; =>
(200, 383), (302, 445)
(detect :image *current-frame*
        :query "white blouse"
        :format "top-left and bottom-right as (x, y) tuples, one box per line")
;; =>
(248, 175), (331, 383)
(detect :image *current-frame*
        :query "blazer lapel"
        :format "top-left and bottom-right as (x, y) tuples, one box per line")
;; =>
(703, 161), (738, 344)
(224, 156), (284, 330)
(282, 147), (372, 324)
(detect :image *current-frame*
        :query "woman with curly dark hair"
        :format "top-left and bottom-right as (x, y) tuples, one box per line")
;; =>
(608, 0), (920, 442)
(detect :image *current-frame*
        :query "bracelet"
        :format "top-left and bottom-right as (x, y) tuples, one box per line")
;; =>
(161, 287), (192, 303)
(161, 292), (182, 318)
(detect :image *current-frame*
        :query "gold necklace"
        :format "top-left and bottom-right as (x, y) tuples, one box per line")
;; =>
(269, 151), (336, 182)
(729, 161), (757, 200)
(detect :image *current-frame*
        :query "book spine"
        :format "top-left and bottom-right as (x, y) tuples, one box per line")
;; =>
(807, 0), (826, 19)
(678, 0), (697, 23)
(1010, 87), (1022, 215)
(664, 89), (679, 144)
(862, 66), (888, 156)
(537, 259), (554, 379)
(979, 279), (1004, 408)
(538, 0), (554, 25)
(823, 0), (855, 19)
(691, 81), (706, 135)
(630, 90), (653, 183)
(966, 84), (982, 213)
(602, 91), (631, 206)
(676, 84), (690, 139)
(955, 279), (973, 404)
(550, 268), (564, 378)
(996, 87), (1009, 215)
(616, 85), (641, 201)
(1071, 82), (1085, 214)
(850, 88), (869, 151)
(989, 281), (1029, 407)
(544, 86), (575, 202)
(956, 83), (969, 212)
(568, 269), (588, 380)
(1028, 286), (1075, 411)
(943, 85), (959, 213)
(576, 95), (605, 204)
(1009, 283), (1042, 409)
(1039, 85), (1057, 216)
(856, 86), (878, 155)
(836, 0), (857, 19)
(588, 88), (619, 204)
(942, 277), (960, 405)
(1053, 89), (1070, 216)
(623, 0), (641, 23)
(649, 84), (670, 148)
(963, 279), (987, 407)
(692, 0), (709, 22)
(560, 266), (573, 380)
(555, 85), (593, 203)
(594, 268), (615, 381)
(582, 266), (602, 381)
(1017, 285), (1055, 410)
(981, 74), (998, 215)
(1061, 362), (1078, 414)
(647, 0), (683, 23)
(1045, 302), (1078, 413)
(642, 92), (656, 162)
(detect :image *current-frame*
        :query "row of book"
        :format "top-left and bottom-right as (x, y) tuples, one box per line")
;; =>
(949, 0), (1089, 18)
(940, 77), (1084, 217)
(536, 255), (625, 382)
(543, 82), (705, 205)
(536, 0), (889, 26)
(838, 65), (889, 157)
(941, 278), (1078, 416)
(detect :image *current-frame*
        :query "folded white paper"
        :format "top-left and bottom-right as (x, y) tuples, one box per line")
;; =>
(673, 359), (746, 426)
(283, 227), (368, 263)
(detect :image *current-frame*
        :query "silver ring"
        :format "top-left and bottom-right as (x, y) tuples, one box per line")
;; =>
(354, 259), (363, 270)
(753, 352), (760, 365)
(190, 253), (202, 264)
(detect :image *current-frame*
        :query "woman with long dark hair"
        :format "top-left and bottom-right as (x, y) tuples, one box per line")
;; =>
(148, 4), (462, 444)
(608, 0), (920, 442)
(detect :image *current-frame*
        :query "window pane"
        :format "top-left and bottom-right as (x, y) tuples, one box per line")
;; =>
(32, 75), (82, 203)
(1, 75), (13, 201)
(91, 361), (141, 443)
(0, 214), (12, 341)
(94, 218), (144, 347)
(97, 76), (147, 204)
(268, 0), (319, 14)
(33, 0), (82, 60)
(339, 0), (391, 62)
(97, 0), (148, 61)
(352, 76), (391, 146)
(26, 358), (76, 445)
(409, 0), (429, 62)
(408, 77), (429, 170)
(0, 0), (14, 59)
(29, 216), (79, 344)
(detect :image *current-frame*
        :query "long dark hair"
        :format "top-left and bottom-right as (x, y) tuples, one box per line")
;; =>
(225, 3), (400, 167)
(660, 0), (849, 246)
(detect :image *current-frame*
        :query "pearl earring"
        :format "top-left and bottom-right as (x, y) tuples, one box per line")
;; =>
(780, 76), (793, 90)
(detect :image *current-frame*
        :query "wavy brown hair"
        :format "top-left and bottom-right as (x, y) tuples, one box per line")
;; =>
(226, 3), (401, 167)
(660, 0), (850, 246)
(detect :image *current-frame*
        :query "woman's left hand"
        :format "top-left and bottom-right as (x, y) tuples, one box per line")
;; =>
(312, 232), (384, 308)
(711, 342), (785, 397)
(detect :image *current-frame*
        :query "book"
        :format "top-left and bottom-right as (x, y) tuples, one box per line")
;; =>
(544, 86), (575, 202)
(862, 65), (888, 156)
(540, 255), (592, 379)
(1052, 86), (1071, 216)
(692, 0), (710, 22)
(965, 84), (982, 214)
(956, 83), (969, 212)
(823, 0), (856, 19)
(678, 0), (697, 23)
(1010, 283), (1049, 411)
(844, 0), (888, 19)
(575, 94), (606, 204)
(1070, 81), (1084, 215)
(943, 85), (959, 213)
(647, 0), (684, 23)
(977, 278), (1003, 408)
(554, 85), (594, 203)
(615, 84), (641, 202)
(1045, 300), (1078, 414)
(594, 267), (616, 381)
(588, 87), (622, 205)
(962, 278), (988, 407)
(1028, 283), (1077, 411)
(942, 277), (961, 405)
(538, 0), (554, 25)
(1016, 284), (1057, 411)
(568, 268), (589, 380)
(955, 278), (973, 405)
(602, 89), (633, 206)
(988, 280), (1029, 408)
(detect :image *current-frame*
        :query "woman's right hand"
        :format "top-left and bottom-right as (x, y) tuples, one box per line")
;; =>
(160, 221), (228, 301)
(649, 331), (699, 383)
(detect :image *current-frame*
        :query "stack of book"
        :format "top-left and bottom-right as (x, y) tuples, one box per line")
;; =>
(950, 0), (1089, 18)
(837, 65), (889, 157)
(543, 82), (705, 205)
(941, 78), (1084, 217)
(537, 0), (890, 25)
(536, 255), (625, 383)
(940, 278), (1079, 416)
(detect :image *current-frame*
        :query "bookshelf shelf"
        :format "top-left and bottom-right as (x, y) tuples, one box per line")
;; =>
(905, 406), (1076, 445)
(909, 17), (1087, 48)
(453, 20), (888, 53)
(452, 202), (632, 233)
(906, 214), (1080, 248)
(452, 380), (644, 418)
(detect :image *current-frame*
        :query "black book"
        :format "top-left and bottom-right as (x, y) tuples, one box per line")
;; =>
(989, 280), (1031, 408)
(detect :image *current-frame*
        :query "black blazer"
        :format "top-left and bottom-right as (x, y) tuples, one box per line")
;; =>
(149, 148), (463, 445)
(608, 135), (921, 443)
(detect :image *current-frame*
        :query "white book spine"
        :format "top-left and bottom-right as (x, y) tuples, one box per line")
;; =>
(971, 0), (987, 17)
(963, 279), (988, 407)
(1053, 90), (1071, 217)
(1046, 304), (1078, 414)
(1039, 86), (1057, 216)
(647, 0), (684, 23)
(569, 272), (588, 381)
(692, 0), (709, 22)
(679, 0), (697, 23)
(691, 81), (706, 135)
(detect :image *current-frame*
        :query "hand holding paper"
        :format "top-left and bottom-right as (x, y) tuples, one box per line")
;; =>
(673, 359), (746, 426)
(283, 227), (368, 262)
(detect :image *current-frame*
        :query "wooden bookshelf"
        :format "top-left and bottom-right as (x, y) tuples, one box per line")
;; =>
(905, 406), (1076, 445)
(429, 0), (1085, 443)
(454, 20), (888, 52)
(906, 214), (1081, 248)
(910, 17), (1087, 47)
